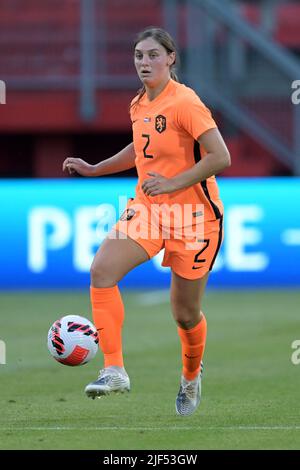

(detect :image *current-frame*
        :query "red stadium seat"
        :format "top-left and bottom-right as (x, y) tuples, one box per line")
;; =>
(274, 4), (300, 48)
(239, 2), (300, 48)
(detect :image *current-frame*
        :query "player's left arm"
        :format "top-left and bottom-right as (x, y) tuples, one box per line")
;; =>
(142, 128), (231, 196)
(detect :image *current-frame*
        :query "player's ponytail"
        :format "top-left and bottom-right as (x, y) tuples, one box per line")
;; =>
(131, 27), (179, 111)
(170, 69), (179, 83)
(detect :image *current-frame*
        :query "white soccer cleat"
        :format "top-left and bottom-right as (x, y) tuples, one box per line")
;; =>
(84, 366), (130, 398)
(175, 362), (203, 416)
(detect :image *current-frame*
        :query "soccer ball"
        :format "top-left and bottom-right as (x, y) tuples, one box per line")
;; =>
(47, 315), (99, 366)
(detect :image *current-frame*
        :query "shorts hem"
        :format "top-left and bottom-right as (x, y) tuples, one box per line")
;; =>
(113, 228), (153, 260)
(168, 265), (210, 280)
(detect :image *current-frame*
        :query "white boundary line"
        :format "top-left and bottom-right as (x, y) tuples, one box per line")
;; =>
(1, 426), (300, 431)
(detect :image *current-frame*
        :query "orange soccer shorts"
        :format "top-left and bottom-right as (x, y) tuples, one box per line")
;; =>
(113, 196), (223, 280)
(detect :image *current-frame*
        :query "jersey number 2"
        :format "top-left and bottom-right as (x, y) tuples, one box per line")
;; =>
(192, 239), (210, 270)
(142, 134), (153, 159)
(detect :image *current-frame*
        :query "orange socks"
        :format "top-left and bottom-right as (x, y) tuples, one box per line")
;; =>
(90, 285), (124, 368)
(90, 284), (206, 380)
(177, 313), (207, 381)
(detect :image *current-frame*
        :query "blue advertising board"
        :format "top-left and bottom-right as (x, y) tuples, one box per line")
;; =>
(0, 178), (299, 289)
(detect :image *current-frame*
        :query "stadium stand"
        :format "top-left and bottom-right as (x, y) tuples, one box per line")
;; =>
(0, 0), (298, 177)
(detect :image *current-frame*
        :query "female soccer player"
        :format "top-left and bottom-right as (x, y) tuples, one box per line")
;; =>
(63, 27), (230, 416)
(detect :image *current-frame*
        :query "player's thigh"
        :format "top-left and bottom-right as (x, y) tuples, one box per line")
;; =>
(168, 218), (223, 311)
(91, 230), (149, 286)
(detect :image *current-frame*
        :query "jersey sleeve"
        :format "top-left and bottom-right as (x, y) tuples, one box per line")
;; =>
(175, 91), (217, 140)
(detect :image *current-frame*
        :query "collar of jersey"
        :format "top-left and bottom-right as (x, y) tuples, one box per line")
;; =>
(143, 78), (175, 107)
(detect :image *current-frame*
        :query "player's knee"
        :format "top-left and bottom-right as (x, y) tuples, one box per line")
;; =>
(175, 316), (199, 330)
(171, 301), (201, 329)
(90, 259), (118, 288)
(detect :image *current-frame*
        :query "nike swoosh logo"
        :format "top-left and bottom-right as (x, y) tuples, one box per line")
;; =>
(192, 266), (201, 270)
(185, 354), (201, 359)
(97, 328), (104, 331)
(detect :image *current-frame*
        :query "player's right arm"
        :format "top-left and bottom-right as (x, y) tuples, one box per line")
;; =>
(62, 142), (136, 177)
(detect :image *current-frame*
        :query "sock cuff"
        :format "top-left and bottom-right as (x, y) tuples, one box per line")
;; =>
(90, 285), (119, 303)
(177, 313), (207, 337)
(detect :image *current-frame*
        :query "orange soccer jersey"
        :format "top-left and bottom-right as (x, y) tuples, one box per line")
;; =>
(130, 78), (223, 223)
(113, 79), (224, 279)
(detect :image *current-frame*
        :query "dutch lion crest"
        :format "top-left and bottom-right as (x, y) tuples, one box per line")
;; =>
(155, 115), (166, 133)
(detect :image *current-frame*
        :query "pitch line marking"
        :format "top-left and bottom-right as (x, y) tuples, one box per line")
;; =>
(2, 426), (300, 431)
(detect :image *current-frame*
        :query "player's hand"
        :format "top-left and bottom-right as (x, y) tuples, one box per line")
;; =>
(141, 172), (178, 196)
(62, 157), (96, 177)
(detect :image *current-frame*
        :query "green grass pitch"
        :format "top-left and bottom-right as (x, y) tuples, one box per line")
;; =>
(0, 288), (300, 450)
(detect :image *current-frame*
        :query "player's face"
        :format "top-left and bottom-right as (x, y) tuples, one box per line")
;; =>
(134, 37), (174, 88)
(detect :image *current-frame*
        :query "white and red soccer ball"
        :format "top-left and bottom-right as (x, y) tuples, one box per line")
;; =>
(47, 315), (98, 366)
